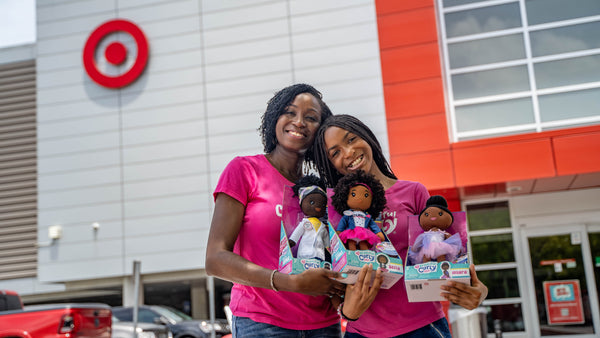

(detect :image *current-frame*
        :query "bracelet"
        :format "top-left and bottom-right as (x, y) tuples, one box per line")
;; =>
(337, 302), (358, 321)
(270, 269), (279, 292)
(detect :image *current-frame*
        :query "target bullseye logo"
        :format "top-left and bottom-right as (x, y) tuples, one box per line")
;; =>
(83, 19), (148, 89)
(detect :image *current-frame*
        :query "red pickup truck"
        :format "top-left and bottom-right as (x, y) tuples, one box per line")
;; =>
(0, 290), (112, 338)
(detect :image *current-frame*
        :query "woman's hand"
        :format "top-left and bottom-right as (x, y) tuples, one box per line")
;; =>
(288, 268), (346, 296)
(440, 264), (488, 310)
(340, 264), (383, 320)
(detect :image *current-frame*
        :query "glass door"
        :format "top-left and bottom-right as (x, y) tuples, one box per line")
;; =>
(523, 225), (599, 337)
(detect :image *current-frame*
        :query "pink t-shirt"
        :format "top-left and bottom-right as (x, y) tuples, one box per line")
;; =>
(344, 180), (445, 336)
(213, 154), (339, 330)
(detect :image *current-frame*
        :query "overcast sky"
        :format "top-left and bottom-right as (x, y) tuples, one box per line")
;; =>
(0, 0), (36, 48)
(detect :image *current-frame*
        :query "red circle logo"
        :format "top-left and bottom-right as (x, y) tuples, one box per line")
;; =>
(83, 19), (149, 89)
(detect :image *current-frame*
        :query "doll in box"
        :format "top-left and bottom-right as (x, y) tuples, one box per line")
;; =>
(409, 195), (462, 263)
(288, 175), (329, 261)
(331, 170), (386, 251)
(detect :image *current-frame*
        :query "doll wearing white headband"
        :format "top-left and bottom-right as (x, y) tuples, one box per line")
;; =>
(289, 175), (330, 260)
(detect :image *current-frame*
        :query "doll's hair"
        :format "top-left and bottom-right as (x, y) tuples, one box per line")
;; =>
(292, 174), (327, 201)
(331, 170), (386, 218)
(312, 114), (396, 188)
(419, 195), (454, 223)
(259, 84), (332, 164)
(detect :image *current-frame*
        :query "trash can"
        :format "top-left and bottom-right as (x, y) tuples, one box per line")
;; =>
(448, 307), (488, 338)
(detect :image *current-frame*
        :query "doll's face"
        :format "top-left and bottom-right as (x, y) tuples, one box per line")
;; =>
(346, 185), (372, 212)
(301, 193), (327, 218)
(419, 206), (453, 231)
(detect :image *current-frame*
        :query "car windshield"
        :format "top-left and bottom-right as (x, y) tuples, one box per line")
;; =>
(152, 306), (193, 322)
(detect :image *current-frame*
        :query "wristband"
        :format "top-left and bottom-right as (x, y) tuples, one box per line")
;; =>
(270, 269), (279, 292)
(337, 302), (358, 321)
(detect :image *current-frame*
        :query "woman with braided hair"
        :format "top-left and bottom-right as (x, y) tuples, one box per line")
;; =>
(206, 85), (382, 337)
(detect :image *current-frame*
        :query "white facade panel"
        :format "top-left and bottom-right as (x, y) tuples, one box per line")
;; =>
(37, 132), (120, 157)
(208, 113), (262, 137)
(200, 0), (270, 13)
(124, 174), (206, 200)
(123, 192), (210, 219)
(39, 185), (121, 210)
(144, 49), (203, 73)
(38, 150), (121, 175)
(38, 203), (122, 229)
(205, 91), (271, 117)
(38, 257), (125, 282)
(293, 22), (379, 51)
(37, 13), (113, 40)
(143, 31), (202, 56)
(208, 130), (262, 154)
(36, 97), (119, 122)
(121, 102), (204, 129)
(124, 249), (206, 274)
(123, 211), (209, 237)
(204, 54), (291, 82)
(37, 114), (119, 140)
(201, 2), (287, 30)
(122, 119), (205, 147)
(120, 85), (204, 111)
(293, 40), (381, 69)
(38, 239), (123, 263)
(290, 3), (375, 34)
(289, 0), (371, 15)
(124, 229), (205, 255)
(122, 138), (206, 164)
(205, 72), (293, 101)
(36, 33), (90, 56)
(36, 0), (115, 24)
(38, 167), (121, 193)
(117, 0), (200, 23)
(203, 18), (288, 48)
(123, 155), (207, 182)
(204, 35), (291, 66)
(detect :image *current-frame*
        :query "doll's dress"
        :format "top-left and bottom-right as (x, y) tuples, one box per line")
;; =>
(336, 210), (382, 246)
(408, 230), (461, 264)
(289, 216), (329, 260)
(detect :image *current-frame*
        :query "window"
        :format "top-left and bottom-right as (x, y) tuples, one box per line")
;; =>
(438, 0), (600, 141)
(466, 200), (524, 334)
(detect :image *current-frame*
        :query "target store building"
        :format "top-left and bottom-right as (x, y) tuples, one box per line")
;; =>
(1, 1), (599, 336)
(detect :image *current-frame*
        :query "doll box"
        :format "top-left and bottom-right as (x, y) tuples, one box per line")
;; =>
(328, 223), (403, 289)
(404, 211), (471, 302)
(278, 223), (330, 274)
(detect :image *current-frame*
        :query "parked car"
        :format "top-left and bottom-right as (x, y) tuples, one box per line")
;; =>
(112, 315), (173, 338)
(112, 305), (230, 338)
(0, 290), (23, 311)
(0, 290), (111, 338)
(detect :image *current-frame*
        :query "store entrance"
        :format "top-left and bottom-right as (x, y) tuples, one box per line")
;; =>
(523, 225), (600, 337)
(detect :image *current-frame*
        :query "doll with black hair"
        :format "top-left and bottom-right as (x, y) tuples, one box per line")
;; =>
(331, 170), (386, 251)
(288, 175), (330, 260)
(409, 195), (462, 264)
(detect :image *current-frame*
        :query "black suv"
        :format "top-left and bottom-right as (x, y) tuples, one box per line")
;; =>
(112, 305), (230, 338)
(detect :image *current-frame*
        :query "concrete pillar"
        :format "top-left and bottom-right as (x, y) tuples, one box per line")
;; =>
(191, 278), (207, 319)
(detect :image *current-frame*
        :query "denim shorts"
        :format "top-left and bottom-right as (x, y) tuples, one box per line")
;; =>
(344, 317), (451, 338)
(232, 315), (341, 338)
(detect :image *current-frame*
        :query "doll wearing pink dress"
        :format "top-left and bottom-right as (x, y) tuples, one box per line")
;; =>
(331, 170), (386, 251)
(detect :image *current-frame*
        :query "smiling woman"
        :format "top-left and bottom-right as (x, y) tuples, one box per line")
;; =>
(205, 84), (351, 337)
(0, 0), (36, 48)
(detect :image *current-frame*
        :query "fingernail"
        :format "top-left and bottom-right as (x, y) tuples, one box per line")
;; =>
(341, 273), (348, 278)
